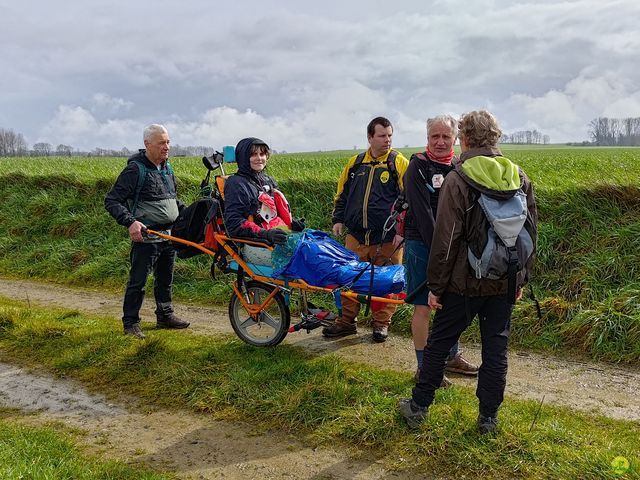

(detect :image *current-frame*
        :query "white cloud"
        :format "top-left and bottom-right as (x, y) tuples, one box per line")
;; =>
(504, 67), (640, 142)
(91, 93), (134, 112)
(40, 105), (141, 150)
(5, 0), (640, 150)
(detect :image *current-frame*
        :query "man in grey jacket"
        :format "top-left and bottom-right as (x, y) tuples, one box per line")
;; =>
(105, 124), (189, 339)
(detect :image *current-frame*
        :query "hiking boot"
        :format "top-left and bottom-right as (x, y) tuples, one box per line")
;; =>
(399, 398), (427, 429)
(372, 326), (388, 343)
(322, 321), (357, 338)
(477, 414), (498, 435)
(124, 324), (146, 340)
(156, 314), (190, 329)
(445, 352), (479, 376)
(414, 368), (452, 388)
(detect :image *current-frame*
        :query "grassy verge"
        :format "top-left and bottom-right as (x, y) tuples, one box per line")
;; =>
(0, 410), (173, 479)
(0, 147), (639, 363)
(0, 297), (637, 479)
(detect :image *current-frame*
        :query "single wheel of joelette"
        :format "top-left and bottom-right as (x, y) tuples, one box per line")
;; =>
(228, 280), (291, 346)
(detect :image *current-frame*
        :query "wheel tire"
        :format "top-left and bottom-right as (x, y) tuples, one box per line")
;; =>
(228, 281), (290, 347)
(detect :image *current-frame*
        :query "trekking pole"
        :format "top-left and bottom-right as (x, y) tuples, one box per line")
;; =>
(405, 278), (427, 304)
(529, 395), (545, 432)
(529, 284), (542, 320)
(363, 200), (407, 316)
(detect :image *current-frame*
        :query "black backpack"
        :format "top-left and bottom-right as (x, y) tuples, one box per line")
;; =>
(171, 198), (221, 259)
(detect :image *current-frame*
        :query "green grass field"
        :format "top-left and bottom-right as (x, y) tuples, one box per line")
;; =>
(0, 146), (639, 362)
(0, 298), (637, 479)
(0, 146), (639, 478)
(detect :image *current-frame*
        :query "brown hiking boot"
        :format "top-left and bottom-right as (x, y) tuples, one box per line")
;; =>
(322, 321), (357, 338)
(445, 352), (479, 376)
(156, 314), (190, 329)
(124, 324), (146, 340)
(414, 368), (453, 388)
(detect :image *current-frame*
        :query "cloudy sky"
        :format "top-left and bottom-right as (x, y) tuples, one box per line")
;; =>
(2, 0), (639, 152)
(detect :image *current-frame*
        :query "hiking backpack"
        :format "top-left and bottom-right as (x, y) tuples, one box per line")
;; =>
(347, 150), (400, 187)
(467, 189), (535, 304)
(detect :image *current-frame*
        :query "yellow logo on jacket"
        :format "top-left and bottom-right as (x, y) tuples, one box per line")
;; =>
(380, 171), (390, 183)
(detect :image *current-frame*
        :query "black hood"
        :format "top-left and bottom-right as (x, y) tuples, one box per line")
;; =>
(235, 137), (269, 176)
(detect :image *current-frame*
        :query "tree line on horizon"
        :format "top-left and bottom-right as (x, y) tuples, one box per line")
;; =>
(0, 128), (217, 158)
(588, 116), (640, 146)
(2, 118), (640, 157)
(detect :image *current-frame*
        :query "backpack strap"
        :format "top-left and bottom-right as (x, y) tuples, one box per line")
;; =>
(506, 245), (519, 304)
(385, 150), (400, 188)
(346, 152), (367, 183)
(411, 152), (436, 194)
(130, 160), (150, 216)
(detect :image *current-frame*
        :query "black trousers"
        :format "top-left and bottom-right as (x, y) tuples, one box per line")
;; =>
(412, 293), (512, 418)
(122, 241), (176, 328)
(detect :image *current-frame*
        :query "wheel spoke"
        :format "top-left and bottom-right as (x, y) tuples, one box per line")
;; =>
(238, 315), (257, 330)
(259, 311), (280, 329)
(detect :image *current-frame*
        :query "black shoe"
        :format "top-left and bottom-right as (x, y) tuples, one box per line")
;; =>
(322, 321), (357, 338)
(372, 326), (388, 343)
(156, 314), (190, 329)
(414, 368), (453, 388)
(124, 324), (146, 339)
(399, 398), (427, 429)
(477, 414), (498, 434)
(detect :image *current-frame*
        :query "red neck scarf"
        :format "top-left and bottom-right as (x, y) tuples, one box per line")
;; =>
(426, 147), (454, 165)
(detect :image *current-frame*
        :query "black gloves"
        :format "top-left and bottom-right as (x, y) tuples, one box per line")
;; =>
(291, 217), (306, 232)
(261, 228), (288, 245)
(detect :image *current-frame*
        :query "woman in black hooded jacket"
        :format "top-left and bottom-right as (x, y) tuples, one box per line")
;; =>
(223, 137), (303, 245)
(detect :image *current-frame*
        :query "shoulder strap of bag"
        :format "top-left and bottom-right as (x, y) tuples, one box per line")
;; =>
(130, 160), (150, 216)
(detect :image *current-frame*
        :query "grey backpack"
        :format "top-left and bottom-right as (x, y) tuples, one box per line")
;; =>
(468, 190), (534, 303)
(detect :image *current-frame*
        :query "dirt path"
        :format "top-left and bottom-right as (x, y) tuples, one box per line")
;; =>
(0, 362), (410, 480)
(1, 278), (639, 479)
(1, 277), (638, 421)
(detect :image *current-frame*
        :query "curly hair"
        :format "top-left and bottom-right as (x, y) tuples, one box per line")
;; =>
(458, 110), (502, 148)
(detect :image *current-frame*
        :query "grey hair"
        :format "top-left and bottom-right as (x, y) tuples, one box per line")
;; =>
(426, 115), (458, 138)
(143, 124), (168, 142)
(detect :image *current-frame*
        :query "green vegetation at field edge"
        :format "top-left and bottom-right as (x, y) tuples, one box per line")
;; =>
(0, 298), (637, 480)
(0, 147), (639, 363)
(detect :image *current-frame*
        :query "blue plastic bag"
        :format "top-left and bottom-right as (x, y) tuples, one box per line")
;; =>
(272, 230), (405, 295)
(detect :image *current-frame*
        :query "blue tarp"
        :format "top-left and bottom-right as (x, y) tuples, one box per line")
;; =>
(272, 230), (405, 295)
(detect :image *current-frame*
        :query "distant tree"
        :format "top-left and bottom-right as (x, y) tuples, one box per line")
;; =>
(543, 135), (550, 145)
(588, 116), (640, 146)
(32, 142), (52, 156)
(0, 128), (28, 156)
(56, 144), (73, 156)
(91, 147), (108, 157)
(502, 130), (548, 145)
